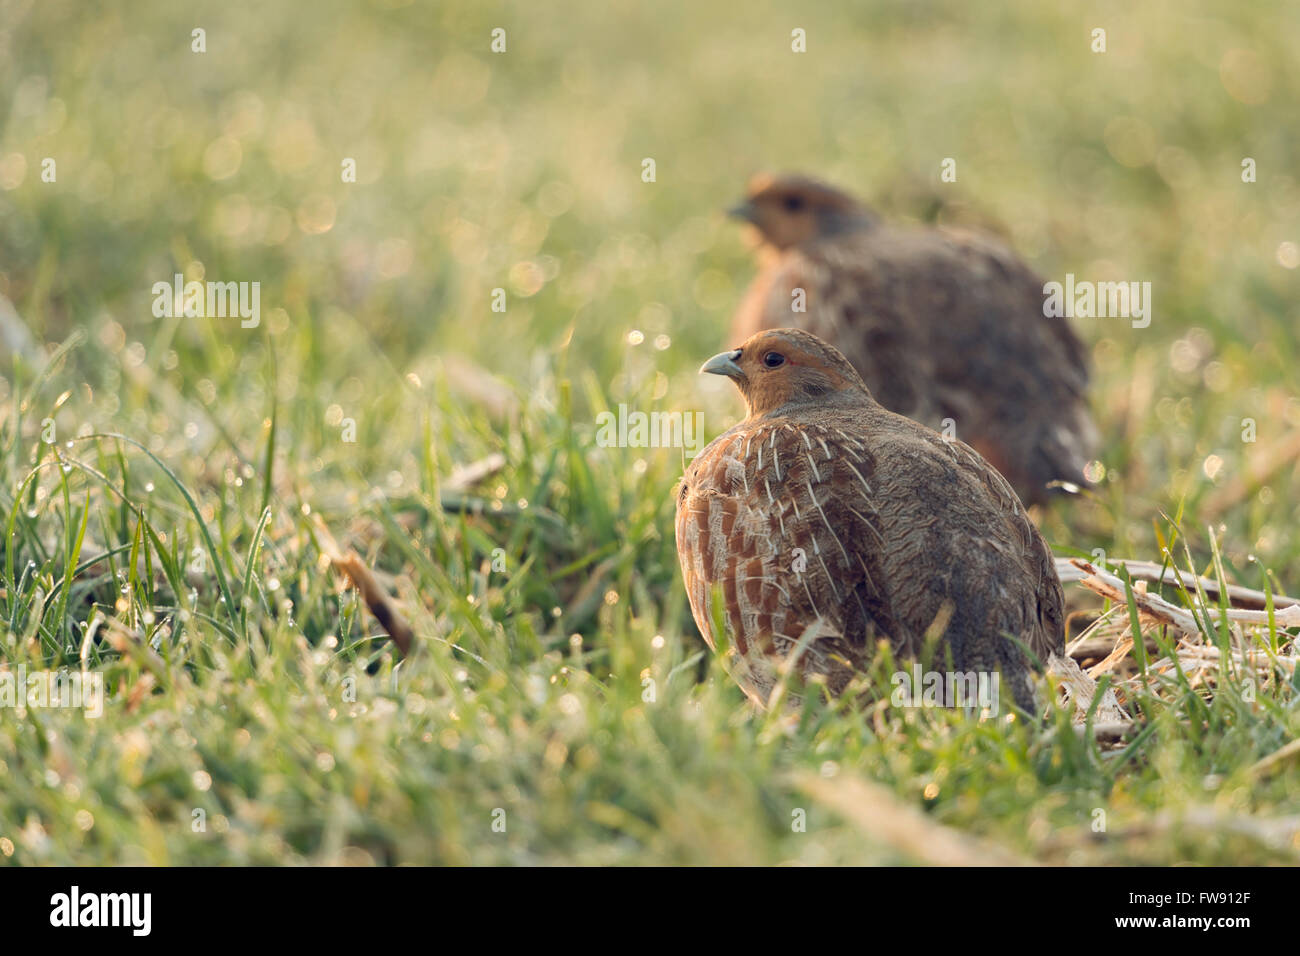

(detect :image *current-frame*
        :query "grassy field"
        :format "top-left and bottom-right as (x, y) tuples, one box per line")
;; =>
(0, 0), (1298, 865)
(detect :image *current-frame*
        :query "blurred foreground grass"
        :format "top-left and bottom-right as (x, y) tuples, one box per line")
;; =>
(0, 0), (1297, 863)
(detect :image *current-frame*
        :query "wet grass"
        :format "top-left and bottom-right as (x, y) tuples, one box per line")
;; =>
(0, 0), (1297, 864)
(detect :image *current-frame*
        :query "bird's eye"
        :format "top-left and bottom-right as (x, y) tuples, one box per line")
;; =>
(782, 195), (805, 212)
(763, 351), (785, 368)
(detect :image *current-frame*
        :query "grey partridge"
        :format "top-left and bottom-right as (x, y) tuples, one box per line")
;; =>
(675, 328), (1064, 714)
(729, 173), (1096, 506)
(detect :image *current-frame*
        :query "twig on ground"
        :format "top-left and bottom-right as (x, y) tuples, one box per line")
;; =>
(790, 770), (1033, 866)
(1248, 738), (1300, 779)
(443, 453), (507, 494)
(1069, 559), (1300, 634)
(1048, 652), (1131, 723)
(441, 355), (518, 421)
(1055, 556), (1297, 609)
(312, 516), (415, 656)
(1042, 807), (1300, 860)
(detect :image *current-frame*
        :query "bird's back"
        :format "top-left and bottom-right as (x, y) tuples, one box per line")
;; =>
(730, 222), (1096, 504)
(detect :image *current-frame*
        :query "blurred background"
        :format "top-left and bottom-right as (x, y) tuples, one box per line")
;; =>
(2, 0), (1297, 561)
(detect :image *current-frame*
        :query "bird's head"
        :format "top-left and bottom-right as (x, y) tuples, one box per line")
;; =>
(700, 328), (872, 417)
(728, 173), (872, 250)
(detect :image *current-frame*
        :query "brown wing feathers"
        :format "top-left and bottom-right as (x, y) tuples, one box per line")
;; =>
(676, 328), (1066, 713)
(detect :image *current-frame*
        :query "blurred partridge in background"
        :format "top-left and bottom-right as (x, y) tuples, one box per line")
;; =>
(729, 174), (1097, 506)
(675, 329), (1065, 713)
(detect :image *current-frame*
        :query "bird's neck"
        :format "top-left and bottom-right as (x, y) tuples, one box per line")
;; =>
(816, 208), (875, 239)
(748, 388), (876, 421)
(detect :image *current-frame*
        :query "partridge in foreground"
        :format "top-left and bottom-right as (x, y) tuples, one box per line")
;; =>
(729, 173), (1097, 506)
(675, 329), (1065, 714)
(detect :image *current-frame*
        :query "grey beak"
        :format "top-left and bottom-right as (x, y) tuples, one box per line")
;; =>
(700, 349), (744, 379)
(727, 200), (759, 224)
